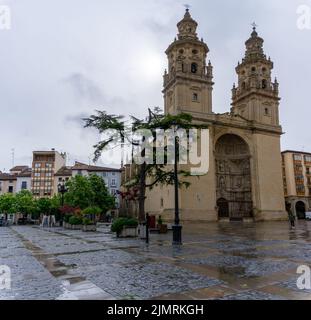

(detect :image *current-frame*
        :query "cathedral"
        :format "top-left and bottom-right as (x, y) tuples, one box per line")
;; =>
(143, 9), (287, 222)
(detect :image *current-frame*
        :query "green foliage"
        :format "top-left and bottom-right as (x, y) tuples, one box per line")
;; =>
(0, 193), (16, 214)
(69, 216), (83, 225)
(36, 198), (51, 214)
(15, 191), (37, 216)
(157, 216), (163, 225)
(82, 218), (94, 226)
(64, 174), (115, 213)
(88, 174), (115, 213)
(111, 218), (138, 234)
(65, 175), (94, 209)
(82, 206), (102, 216)
(84, 107), (208, 222)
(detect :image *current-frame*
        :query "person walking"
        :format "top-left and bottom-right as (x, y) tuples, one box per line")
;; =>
(286, 203), (296, 229)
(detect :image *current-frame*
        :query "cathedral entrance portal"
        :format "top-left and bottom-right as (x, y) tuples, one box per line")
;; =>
(216, 134), (253, 221)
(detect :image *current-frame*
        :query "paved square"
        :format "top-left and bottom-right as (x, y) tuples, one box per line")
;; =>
(1, 221), (311, 300)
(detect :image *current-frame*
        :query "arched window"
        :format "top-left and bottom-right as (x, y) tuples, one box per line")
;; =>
(191, 63), (198, 74)
(262, 79), (267, 89)
(242, 82), (246, 90)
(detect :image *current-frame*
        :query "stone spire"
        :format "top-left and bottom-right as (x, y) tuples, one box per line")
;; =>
(177, 8), (198, 40)
(244, 25), (265, 61)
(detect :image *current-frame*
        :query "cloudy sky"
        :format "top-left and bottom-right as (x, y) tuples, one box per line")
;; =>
(0, 0), (310, 171)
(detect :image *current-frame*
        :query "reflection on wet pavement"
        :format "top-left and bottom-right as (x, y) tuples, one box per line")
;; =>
(0, 221), (311, 300)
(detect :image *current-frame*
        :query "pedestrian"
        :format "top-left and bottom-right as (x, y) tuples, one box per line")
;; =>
(286, 203), (296, 229)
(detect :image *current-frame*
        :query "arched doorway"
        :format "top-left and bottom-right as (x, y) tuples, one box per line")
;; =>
(296, 201), (306, 220)
(215, 134), (253, 221)
(217, 198), (229, 218)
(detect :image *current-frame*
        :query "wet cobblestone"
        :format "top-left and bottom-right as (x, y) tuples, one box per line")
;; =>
(1, 221), (311, 300)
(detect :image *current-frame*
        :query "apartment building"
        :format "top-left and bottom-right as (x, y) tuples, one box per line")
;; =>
(282, 150), (311, 219)
(0, 166), (32, 195)
(32, 150), (66, 197)
(70, 162), (122, 207)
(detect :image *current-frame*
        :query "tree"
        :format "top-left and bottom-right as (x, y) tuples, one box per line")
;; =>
(84, 108), (207, 222)
(0, 193), (16, 218)
(64, 175), (94, 209)
(15, 190), (36, 217)
(64, 174), (115, 213)
(88, 174), (115, 214)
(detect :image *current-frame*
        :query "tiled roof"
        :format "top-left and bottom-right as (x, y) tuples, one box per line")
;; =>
(55, 166), (72, 177)
(17, 168), (32, 178)
(10, 165), (29, 172)
(0, 173), (17, 181)
(71, 162), (121, 172)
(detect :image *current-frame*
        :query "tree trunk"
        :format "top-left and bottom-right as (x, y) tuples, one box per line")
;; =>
(138, 163), (146, 223)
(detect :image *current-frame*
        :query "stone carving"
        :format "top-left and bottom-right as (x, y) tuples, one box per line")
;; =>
(216, 134), (253, 220)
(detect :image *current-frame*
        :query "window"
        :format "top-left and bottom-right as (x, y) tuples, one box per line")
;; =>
(35, 173), (40, 177)
(111, 189), (117, 196)
(111, 179), (116, 187)
(294, 154), (302, 161)
(35, 163), (41, 168)
(21, 181), (27, 190)
(305, 156), (311, 163)
(8, 186), (13, 193)
(193, 93), (198, 101)
(112, 172), (116, 176)
(262, 79), (267, 89)
(306, 167), (311, 175)
(191, 63), (198, 74)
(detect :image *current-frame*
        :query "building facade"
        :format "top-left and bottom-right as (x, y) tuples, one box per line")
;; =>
(143, 10), (287, 222)
(31, 150), (66, 197)
(282, 150), (311, 219)
(69, 162), (122, 208)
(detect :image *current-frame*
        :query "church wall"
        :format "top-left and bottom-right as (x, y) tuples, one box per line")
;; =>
(252, 133), (287, 221)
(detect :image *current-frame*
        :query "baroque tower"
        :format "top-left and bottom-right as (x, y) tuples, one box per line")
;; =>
(163, 9), (214, 115)
(231, 26), (280, 126)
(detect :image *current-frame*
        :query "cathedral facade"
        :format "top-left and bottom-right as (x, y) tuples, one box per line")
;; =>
(144, 9), (287, 222)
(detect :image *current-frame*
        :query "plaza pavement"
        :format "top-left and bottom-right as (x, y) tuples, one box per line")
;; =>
(0, 221), (311, 300)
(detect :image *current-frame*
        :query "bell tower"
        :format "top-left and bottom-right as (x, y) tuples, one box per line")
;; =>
(231, 25), (280, 126)
(163, 9), (214, 115)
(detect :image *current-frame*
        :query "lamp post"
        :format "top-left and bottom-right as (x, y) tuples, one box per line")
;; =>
(57, 179), (68, 227)
(172, 126), (182, 245)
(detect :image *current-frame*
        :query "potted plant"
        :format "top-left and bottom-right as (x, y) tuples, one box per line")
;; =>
(82, 218), (97, 232)
(68, 215), (83, 230)
(157, 215), (168, 234)
(111, 217), (138, 238)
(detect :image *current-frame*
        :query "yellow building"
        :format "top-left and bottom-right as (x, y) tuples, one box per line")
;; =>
(282, 150), (311, 219)
(143, 10), (287, 222)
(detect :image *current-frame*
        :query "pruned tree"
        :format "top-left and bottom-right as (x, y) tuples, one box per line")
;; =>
(84, 108), (208, 223)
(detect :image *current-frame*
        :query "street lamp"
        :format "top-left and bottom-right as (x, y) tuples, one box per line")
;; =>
(172, 125), (182, 245)
(57, 179), (68, 227)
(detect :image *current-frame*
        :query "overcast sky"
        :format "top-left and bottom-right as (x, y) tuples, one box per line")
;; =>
(0, 0), (310, 171)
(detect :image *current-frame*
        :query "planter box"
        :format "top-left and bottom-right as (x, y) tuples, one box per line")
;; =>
(158, 224), (168, 234)
(71, 224), (82, 230)
(82, 225), (97, 232)
(118, 226), (138, 238)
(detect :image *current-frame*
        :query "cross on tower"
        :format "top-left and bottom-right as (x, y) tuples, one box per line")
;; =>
(184, 4), (191, 11)
(251, 22), (258, 30)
